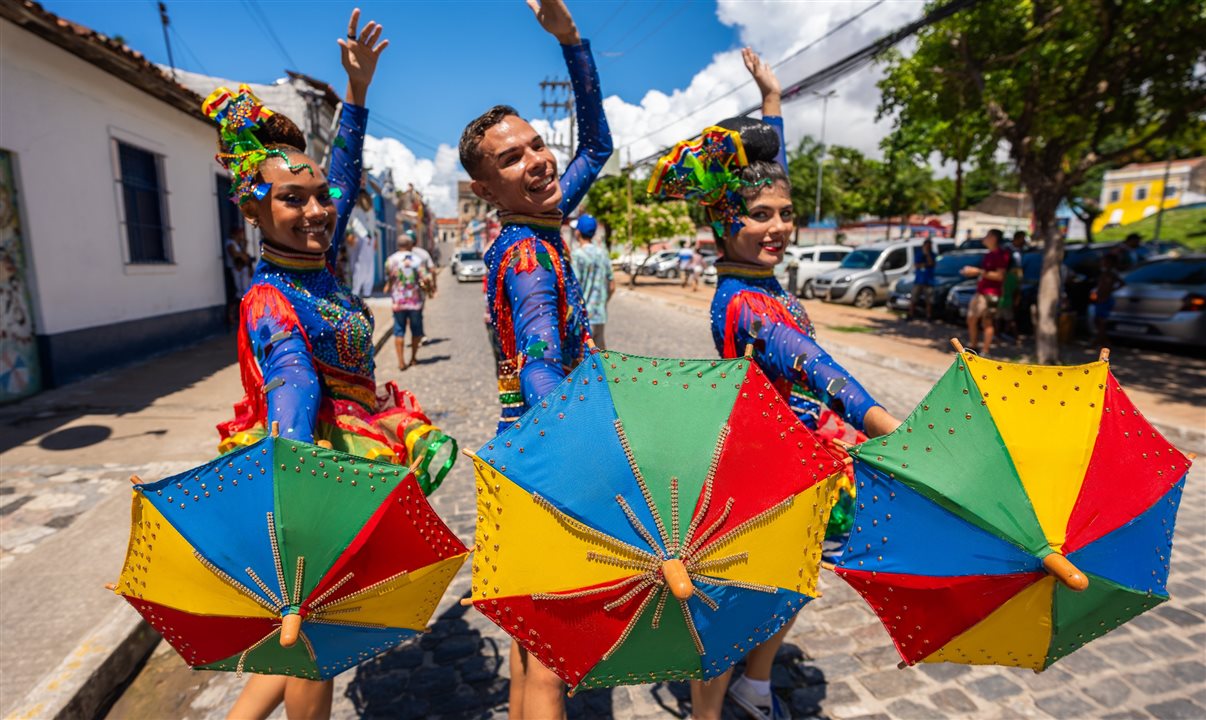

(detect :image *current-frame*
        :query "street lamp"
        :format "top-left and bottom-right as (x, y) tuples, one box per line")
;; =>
(813, 90), (837, 232)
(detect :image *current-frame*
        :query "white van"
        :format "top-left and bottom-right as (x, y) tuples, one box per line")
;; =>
(773, 245), (852, 298)
(811, 238), (955, 308)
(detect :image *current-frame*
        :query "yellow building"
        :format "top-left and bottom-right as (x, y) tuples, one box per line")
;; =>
(1094, 157), (1206, 232)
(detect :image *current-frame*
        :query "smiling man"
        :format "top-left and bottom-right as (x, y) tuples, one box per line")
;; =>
(459, 0), (611, 436)
(457, 1), (611, 716)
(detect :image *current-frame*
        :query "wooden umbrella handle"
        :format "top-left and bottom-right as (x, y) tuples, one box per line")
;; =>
(1043, 553), (1089, 592)
(280, 614), (302, 647)
(662, 559), (694, 600)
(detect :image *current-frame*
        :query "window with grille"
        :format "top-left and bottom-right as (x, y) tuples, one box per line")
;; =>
(117, 141), (171, 263)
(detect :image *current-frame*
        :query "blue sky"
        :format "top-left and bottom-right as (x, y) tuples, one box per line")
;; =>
(42, 1), (741, 155)
(41, 1), (926, 215)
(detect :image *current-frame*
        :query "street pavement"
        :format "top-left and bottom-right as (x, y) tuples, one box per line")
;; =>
(3, 268), (1202, 719)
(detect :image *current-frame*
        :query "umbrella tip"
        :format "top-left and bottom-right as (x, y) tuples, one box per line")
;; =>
(1043, 553), (1089, 592)
(279, 613), (301, 647)
(104, 582), (117, 592)
(1099, 347), (1110, 363)
(128, 474), (142, 485)
(897, 660), (909, 670)
(950, 338), (966, 354)
(271, 421), (280, 438)
(459, 597), (475, 607)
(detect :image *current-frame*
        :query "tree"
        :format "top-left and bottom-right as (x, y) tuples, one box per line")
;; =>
(902, 0), (1206, 362)
(584, 175), (693, 285)
(786, 135), (845, 231)
(878, 42), (995, 241)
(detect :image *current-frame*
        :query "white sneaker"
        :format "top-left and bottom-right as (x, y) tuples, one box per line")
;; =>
(727, 677), (791, 720)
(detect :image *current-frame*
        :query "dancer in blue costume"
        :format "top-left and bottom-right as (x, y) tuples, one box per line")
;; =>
(459, 0), (611, 437)
(205, 11), (438, 720)
(652, 49), (901, 720)
(457, 1), (611, 715)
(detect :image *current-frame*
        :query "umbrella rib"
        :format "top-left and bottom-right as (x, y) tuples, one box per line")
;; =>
(266, 512), (290, 606)
(682, 473), (717, 554)
(191, 551), (279, 613)
(310, 569), (410, 611)
(310, 605), (362, 616)
(245, 567), (285, 609)
(690, 552), (749, 574)
(299, 629), (317, 662)
(670, 477), (681, 557)
(616, 495), (667, 558)
(292, 556), (305, 606)
(699, 577), (779, 594)
(651, 587), (669, 629)
(532, 572), (651, 601)
(235, 627), (281, 676)
(602, 583), (661, 661)
(692, 497), (795, 561)
(305, 617), (389, 629)
(307, 572), (355, 609)
(531, 493), (654, 561)
(614, 419), (671, 551)
(586, 551), (660, 572)
(691, 587), (719, 611)
(681, 498), (734, 561)
(603, 577), (658, 611)
(680, 599), (706, 655)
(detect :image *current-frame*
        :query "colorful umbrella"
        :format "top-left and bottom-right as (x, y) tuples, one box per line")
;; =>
(464, 350), (844, 691)
(112, 432), (468, 679)
(835, 344), (1192, 671)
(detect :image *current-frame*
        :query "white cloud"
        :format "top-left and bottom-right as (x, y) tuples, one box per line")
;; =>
(605, 0), (924, 166)
(362, 137), (465, 217)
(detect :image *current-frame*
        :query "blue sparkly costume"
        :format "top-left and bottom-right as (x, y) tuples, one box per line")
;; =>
(218, 104), (453, 483)
(709, 117), (881, 436)
(483, 41), (612, 433)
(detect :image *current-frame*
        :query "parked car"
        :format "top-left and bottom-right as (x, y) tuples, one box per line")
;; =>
(618, 251), (649, 274)
(890, 249), (987, 318)
(451, 250), (486, 283)
(643, 250), (680, 277)
(771, 245), (852, 298)
(1106, 256), (1206, 347)
(812, 238), (956, 308)
(1063, 241), (1123, 315)
(702, 255), (719, 285)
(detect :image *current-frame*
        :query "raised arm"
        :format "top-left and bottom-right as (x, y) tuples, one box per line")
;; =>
(326, 8), (388, 266)
(240, 286), (319, 443)
(742, 47), (787, 171)
(527, 0), (613, 215)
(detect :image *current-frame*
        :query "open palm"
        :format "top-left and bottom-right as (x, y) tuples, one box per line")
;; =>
(339, 8), (389, 90)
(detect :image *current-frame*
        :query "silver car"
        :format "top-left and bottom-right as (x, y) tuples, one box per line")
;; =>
(812, 238), (956, 308)
(451, 250), (486, 282)
(1106, 256), (1206, 347)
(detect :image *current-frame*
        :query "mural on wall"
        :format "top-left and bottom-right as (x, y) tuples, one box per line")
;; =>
(0, 149), (41, 401)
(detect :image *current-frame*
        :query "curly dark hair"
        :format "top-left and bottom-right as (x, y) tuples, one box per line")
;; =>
(458, 104), (520, 180)
(251, 113), (307, 153)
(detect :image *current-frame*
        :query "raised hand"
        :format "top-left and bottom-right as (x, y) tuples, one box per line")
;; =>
(339, 8), (390, 105)
(742, 47), (781, 116)
(526, 0), (580, 46)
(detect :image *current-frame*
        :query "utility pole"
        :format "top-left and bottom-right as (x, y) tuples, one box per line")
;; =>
(626, 148), (637, 287)
(157, 2), (177, 80)
(1152, 155), (1174, 242)
(812, 90), (836, 234)
(539, 77), (575, 156)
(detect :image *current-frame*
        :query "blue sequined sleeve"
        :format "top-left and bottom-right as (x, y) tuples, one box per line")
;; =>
(248, 312), (319, 443)
(325, 102), (369, 267)
(505, 259), (566, 406)
(763, 115), (788, 173)
(558, 40), (613, 215)
(734, 302), (882, 431)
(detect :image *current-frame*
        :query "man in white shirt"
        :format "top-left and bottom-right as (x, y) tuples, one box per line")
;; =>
(347, 197), (377, 297)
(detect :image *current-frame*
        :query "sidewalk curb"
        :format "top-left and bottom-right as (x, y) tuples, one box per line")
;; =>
(4, 604), (158, 720)
(623, 286), (1206, 454)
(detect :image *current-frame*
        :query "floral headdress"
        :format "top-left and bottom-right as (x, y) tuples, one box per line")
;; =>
(204, 84), (304, 205)
(647, 126), (754, 238)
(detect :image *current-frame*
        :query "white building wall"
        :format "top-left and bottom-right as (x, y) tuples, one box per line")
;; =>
(0, 20), (222, 336)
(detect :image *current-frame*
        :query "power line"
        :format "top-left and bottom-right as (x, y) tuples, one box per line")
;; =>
(592, 0), (628, 41)
(628, 0), (985, 169)
(611, 0), (691, 60)
(170, 26), (210, 75)
(368, 114), (442, 154)
(616, 1), (884, 154)
(241, 0), (298, 70)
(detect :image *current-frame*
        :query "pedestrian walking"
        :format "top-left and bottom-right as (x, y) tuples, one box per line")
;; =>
(569, 213), (614, 348)
(347, 194), (376, 297)
(457, 0), (611, 716)
(961, 228), (1011, 356)
(678, 240), (694, 285)
(384, 231), (432, 370)
(203, 12), (445, 719)
(651, 47), (901, 720)
(909, 237), (936, 321)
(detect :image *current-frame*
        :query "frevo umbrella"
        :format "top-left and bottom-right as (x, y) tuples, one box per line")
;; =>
(835, 343), (1192, 671)
(112, 430), (468, 679)
(464, 350), (844, 691)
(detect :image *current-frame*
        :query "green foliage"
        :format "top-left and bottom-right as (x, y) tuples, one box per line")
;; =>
(584, 175), (693, 249)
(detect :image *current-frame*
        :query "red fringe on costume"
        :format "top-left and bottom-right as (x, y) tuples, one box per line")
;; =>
(490, 238), (571, 365)
(722, 290), (806, 358)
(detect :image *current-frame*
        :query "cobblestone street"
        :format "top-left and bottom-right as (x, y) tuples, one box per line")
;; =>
(17, 271), (1203, 720)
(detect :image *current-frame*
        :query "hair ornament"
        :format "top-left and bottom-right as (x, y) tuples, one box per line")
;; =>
(647, 126), (761, 238)
(204, 84), (288, 205)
